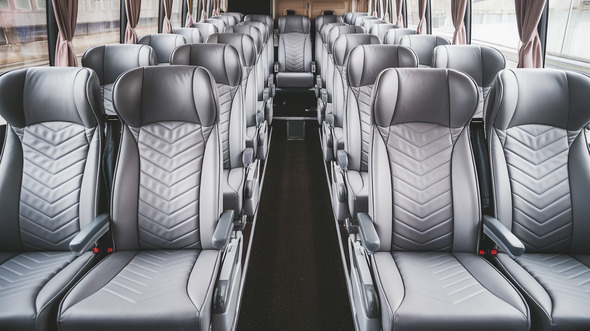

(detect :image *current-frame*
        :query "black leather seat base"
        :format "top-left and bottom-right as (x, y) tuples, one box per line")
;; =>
(373, 251), (529, 331)
(496, 253), (590, 331)
(276, 72), (314, 88)
(59, 250), (221, 331)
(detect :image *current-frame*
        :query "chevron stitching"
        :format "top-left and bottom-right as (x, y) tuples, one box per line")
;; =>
(99, 251), (200, 304)
(350, 85), (374, 172)
(387, 123), (456, 251)
(19, 122), (92, 250)
(0, 252), (75, 300)
(283, 33), (307, 72)
(504, 125), (572, 252)
(138, 122), (205, 249)
(516, 254), (590, 305)
(216, 84), (237, 169)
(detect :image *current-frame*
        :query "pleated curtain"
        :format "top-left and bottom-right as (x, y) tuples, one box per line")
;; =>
(185, 0), (194, 27)
(451, 0), (467, 44)
(515, 0), (546, 68)
(417, 0), (427, 34)
(162, 0), (173, 33)
(124, 0), (141, 44)
(52, 0), (78, 66)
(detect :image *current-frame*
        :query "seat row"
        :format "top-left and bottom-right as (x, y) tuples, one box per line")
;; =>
(316, 13), (590, 331)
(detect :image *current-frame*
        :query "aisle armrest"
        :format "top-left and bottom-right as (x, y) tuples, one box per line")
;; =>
(69, 213), (110, 255)
(483, 215), (525, 258)
(357, 212), (380, 254)
(212, 210), (235, 250)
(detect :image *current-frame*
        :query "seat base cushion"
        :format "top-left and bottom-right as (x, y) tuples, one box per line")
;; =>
(59, 250), (221, 331)
(372, 251), (529, 331)
(496, 253), (590, 331)
(0, 251), (95, 331)
(276, 72), (314, 88)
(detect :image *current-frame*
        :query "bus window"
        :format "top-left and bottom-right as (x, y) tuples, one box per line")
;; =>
(431, 0), (454, 40)
(471, 0), (519, 67)
(137, 0), (159, 36)
(0, 0), (49, 73)
(546, 0), (590, 74)
(74, 0), (121, 62)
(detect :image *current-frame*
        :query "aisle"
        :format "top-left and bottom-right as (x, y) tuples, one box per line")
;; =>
(237, 122), (354, 330)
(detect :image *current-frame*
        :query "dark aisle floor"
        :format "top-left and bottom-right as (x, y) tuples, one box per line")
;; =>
(237, 121), (354, 331)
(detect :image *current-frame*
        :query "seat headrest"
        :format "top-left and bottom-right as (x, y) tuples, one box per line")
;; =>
(211, 15), (232, 26)
(278, 15), (311, 33)
(362, 19), (386, 31)
(243, 14), (274, 30)
(373, 68), (478, 128)
(113, 66), (217, 127)
(333, 34), (380, 66)
(225, 25), (262, 53)
(432, 45), (505, 88)
(0, 67), (102, 128)
(399, 34), (451, 66)
(206, 33), (256, 67)
(205, 18), (227, 32)
(170, 44), (241, 87)
(383, 28), (416, 45)
(321, 22), (347, 43)
(486, 68), (590, 131)
(349, 12), (368, 25)
(344, 12), (353, 24)
(329, 25), (366, 54)
(239, 21), (269, 41)
(173, 28), (203, 44)
(355, 16), (377, 26)
(137, 34), (186, 64)
(347, 45), (419, 87)
(315, 14), (342, 31)
(223, 12), (244, 22)
(82, 44), (156, 85)
(370, 23), (399, 41)
(191, 22), (218, 42)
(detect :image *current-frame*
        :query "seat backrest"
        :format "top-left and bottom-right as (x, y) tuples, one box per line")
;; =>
(170, 44), (244, 170)
(173, 27), (203, 43)
(370, 24), (399, 42)
(205, 18), (227, 33)
(244, 14), (274, 34)
(383, 28), (416, 45)
(210, 15), (232, 27)
(349, 12), (368, 25)
(319, 22), (348, 85)
(225, 25), (263, 54)
(315, 15), (343, 72)
(328, 25), (367, 55)
(315, 14), (342, 34)
(82, 44), (156, 85)
(485, 69), (590, 254)
(239, 21), (269, 44)
(361, 19), (386, 33)
(240, 20), (272, 79)
(277, 15), (312, 72)
(137, 34), (186, 64)
(399, 34), (450, 67)
(192, 22), (218, 42)
(223, 12), (244, 23)
(111, 66), (221, 251)
(343, 12), (353, 24)
(0, 67), (103, 252)
(355, 16), (377, 26)
(433, 45), (505, 119)
(370, 68), (479, 252)
(345, 45), (418, 172)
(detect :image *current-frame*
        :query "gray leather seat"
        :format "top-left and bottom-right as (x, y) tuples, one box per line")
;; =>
(484, 68), (590, 331)
(82, 44), (156, 115)
(314, 14), (343, 77)
(213, 14), (236, 26)
(433, 45), (505, 119)
(0, 67), (107, 331)
(399, 34), (450, 67)
(361, 19), (386, 34)
(337, 45), (418, 222)
(223, 12), (244, 23)
(191, 22), (218, 42)
(138, 33), (186, 65)
(343, 12), (353, 24)
(276, 15), (314, 88)
(243, 15), (275, 77)
(171, 43), (261, 217)
(348, 12), (368, 25)
(351, 67), (530, 330)
(382, 28), (416, 45)
(58, 66), (242, 331)
(318, 22), (347, 89)
(355, 16), (378, 26)
(205, 18), (227, 32)
(173, 27), (203, 43)
(370, 23), (399, 42)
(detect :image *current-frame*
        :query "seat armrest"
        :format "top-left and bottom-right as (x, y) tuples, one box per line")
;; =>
(325, 112), (334, 126)
(242, 147), (254, 167)
(357, 212), (380, 254)
(273, 62), (279, 73)
(337, 150), (348, 171)
(69, 213), (110, 255)
(213, 210), (235, 250)
(483, 215), (525, 258)
(311, 61), (316, 74)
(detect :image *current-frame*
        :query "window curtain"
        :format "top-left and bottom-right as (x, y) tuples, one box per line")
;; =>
(200, 0), (208, 22)
(162, 0), (173, 33)
(124, 0), (141, 44)
(185, 0), (194, 27)
(451, 0), (467, 44)
(515, 0), (546, 68)
(52, 0), (78, 66)
(395, 0), (403, 27)
(383, 0), (390, 22)
(417, 0), (427, 34)
(213, 0), (220, 16)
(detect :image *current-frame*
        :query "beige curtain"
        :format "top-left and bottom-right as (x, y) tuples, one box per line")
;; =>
(395, 0), (403, 27)
(52, 0), (78, 66)
(417, 0), (427, 34)
(200, 0), (208, 22)
(162, 0), (173, 33)
(124, 0), (141, 43)
(515, 0), (546, 68)
(185, 0), (194, 27)
(451, 0), (467, 44)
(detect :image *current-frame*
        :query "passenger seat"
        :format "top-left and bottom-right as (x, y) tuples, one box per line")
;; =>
(192, 22), (218, 42)
(399, 34), (450, 67)
(137, 33), (186, 65)
(275, 15), (315, 88)
(173, 27), (203, 43)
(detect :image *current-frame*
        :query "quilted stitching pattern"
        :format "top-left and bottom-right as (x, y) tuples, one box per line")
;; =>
(216, 83), (237, 169)
(386, 123), (458, 251)
(97, 251), (200, 304)
(516, 254), (590, 311)
(283, 34), (307, 72)
(20, 122), (92, 250)
(350, 85), (374, 172)
(394, 252), (490, 304)
(138, 122), (207, 249)
(101, 83), (115, 116)
(504, 125), (572, 252)
(0, 252), (75, 301)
